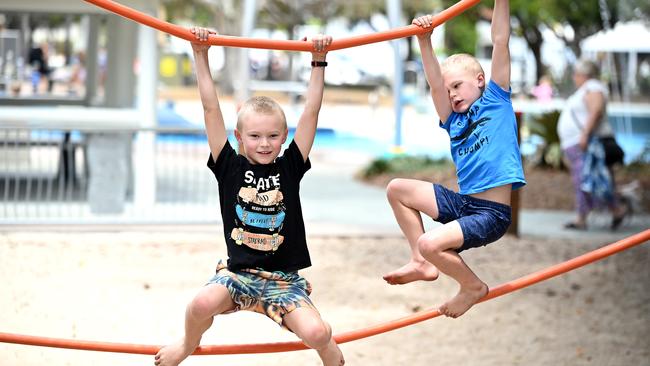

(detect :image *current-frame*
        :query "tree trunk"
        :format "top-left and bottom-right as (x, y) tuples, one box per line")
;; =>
(287, 27), (296, 81)
(220, 48), (238, 94)
(211, 0), (243, 94)
(517, 15), (545, 83)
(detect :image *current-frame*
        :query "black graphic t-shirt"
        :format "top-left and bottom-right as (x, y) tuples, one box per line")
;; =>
(207, 140), (311, 272)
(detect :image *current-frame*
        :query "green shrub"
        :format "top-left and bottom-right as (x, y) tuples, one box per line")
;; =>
(527, 110), (564, 169)
(361, 155), (451, 179)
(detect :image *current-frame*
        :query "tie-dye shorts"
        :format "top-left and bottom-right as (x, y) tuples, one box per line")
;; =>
(207, 260), (317, 329)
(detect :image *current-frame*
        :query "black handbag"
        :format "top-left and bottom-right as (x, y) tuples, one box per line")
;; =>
(570, 110), (624, 166)
(598, 136), (624, 166)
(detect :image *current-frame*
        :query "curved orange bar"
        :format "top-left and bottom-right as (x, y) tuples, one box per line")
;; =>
(83, 0), (481, 51)
(1, 229), (648, 355)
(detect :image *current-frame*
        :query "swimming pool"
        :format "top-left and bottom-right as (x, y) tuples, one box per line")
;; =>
(156, 127), (449, 160)
(156, 100), (649, 163)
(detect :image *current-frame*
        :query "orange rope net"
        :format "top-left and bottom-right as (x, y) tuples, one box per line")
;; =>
(83, 0), (481, 51)
(5, 0), (645, 357)
(1, 229), (648, 355)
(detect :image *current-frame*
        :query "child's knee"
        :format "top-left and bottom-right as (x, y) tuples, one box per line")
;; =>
(417, 232), (446, 257)
(386, 178), (408, 200)
(187, 294), (218, 320)
(299, 320), (332, 350)
(417, 235), (435, 257)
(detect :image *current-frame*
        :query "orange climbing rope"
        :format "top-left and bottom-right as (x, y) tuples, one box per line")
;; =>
(6, 0), (648, 357)
(1, 229), (648, 355)
(83, 0), (481, 51)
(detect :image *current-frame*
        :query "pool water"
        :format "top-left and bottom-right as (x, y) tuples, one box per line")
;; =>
(157, 127), (454, 161)
(156, 102), (649, 163)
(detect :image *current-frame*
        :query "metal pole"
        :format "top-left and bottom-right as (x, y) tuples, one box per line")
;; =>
(387, 0), (404, 154)
(133, 10), (158, 210)
(236, 0), (256, 104)
(83, 15), (100, 106)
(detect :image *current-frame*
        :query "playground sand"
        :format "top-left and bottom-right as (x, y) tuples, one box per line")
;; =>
(1, 230), (648, 366)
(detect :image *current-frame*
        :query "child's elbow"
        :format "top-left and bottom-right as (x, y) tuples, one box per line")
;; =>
(492, 34), (510, 48)
(203, 105), (220, 115)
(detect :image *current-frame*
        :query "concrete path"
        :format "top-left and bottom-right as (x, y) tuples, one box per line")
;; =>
(302, 148), (650, 243)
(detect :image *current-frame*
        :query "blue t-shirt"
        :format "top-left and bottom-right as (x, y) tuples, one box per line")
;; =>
(440, 80), (526, 195)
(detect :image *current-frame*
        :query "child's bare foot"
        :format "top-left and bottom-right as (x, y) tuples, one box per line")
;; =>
(383, 260), (439, 285)
(154, 338), (196, 366)
(439, 282), (489, 318)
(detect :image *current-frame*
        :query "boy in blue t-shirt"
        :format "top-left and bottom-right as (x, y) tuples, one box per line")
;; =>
(383, 0), (525, 318)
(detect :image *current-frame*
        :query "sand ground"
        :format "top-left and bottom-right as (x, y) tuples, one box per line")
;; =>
(1, 229), (649, 366)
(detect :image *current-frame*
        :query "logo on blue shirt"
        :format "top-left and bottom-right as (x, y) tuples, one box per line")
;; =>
(451, 116), (490, 144)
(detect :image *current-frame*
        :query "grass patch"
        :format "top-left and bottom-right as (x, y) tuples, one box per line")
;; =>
(360, 155), (453, 179)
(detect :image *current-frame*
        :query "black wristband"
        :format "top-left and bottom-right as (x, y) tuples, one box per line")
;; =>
(311, 60), (328, 67)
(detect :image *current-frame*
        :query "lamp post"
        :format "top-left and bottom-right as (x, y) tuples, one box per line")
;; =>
(387, 0), (404, 155)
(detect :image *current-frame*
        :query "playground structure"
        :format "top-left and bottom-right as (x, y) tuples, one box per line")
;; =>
(1, 0), (649, 359)
(0, 0), (160, 220)
(0, 0), (480, 225)
(2, 0), (648, 225)
(0, 229), (648, 355)
(84, 0), (480, 52)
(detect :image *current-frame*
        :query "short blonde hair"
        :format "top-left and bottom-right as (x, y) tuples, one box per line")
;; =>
(441, 53), (485, 76)
(236, 96), (287, 131)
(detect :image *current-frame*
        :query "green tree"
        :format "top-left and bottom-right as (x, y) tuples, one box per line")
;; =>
(334, 0), (440, 60)
(161, 0), (649, 92)
(545, 0), (619, 59)
(509, 0), (630, 82)
(550, 0), (650, 51)
(441, 0), (479, 56)
(257, 0), (337, 80)
(256, 0), (442, 78)
(161, 0), (244, 93)
(509, 0), (550, 82)
(161, 0), (214, 25)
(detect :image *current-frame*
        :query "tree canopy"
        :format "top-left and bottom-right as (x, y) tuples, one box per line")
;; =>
(161, 0), (649, 87)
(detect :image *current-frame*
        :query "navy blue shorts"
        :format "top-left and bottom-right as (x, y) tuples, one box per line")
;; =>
(433, 184), (512, 252)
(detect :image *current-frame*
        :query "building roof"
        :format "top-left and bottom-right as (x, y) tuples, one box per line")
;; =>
(1, 0), (155, 15)
(581, 21), (650, 53)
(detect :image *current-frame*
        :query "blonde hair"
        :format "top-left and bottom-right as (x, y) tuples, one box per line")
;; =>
(235, 96), (287, 156)
(441, 53), (485, 76)
(236, 96), (287, 132)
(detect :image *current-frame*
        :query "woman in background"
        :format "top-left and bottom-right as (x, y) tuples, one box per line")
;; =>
(557, 59), (627, 231)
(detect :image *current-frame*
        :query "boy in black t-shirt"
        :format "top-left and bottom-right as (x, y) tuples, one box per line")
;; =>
(155, 27), (344, 366)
